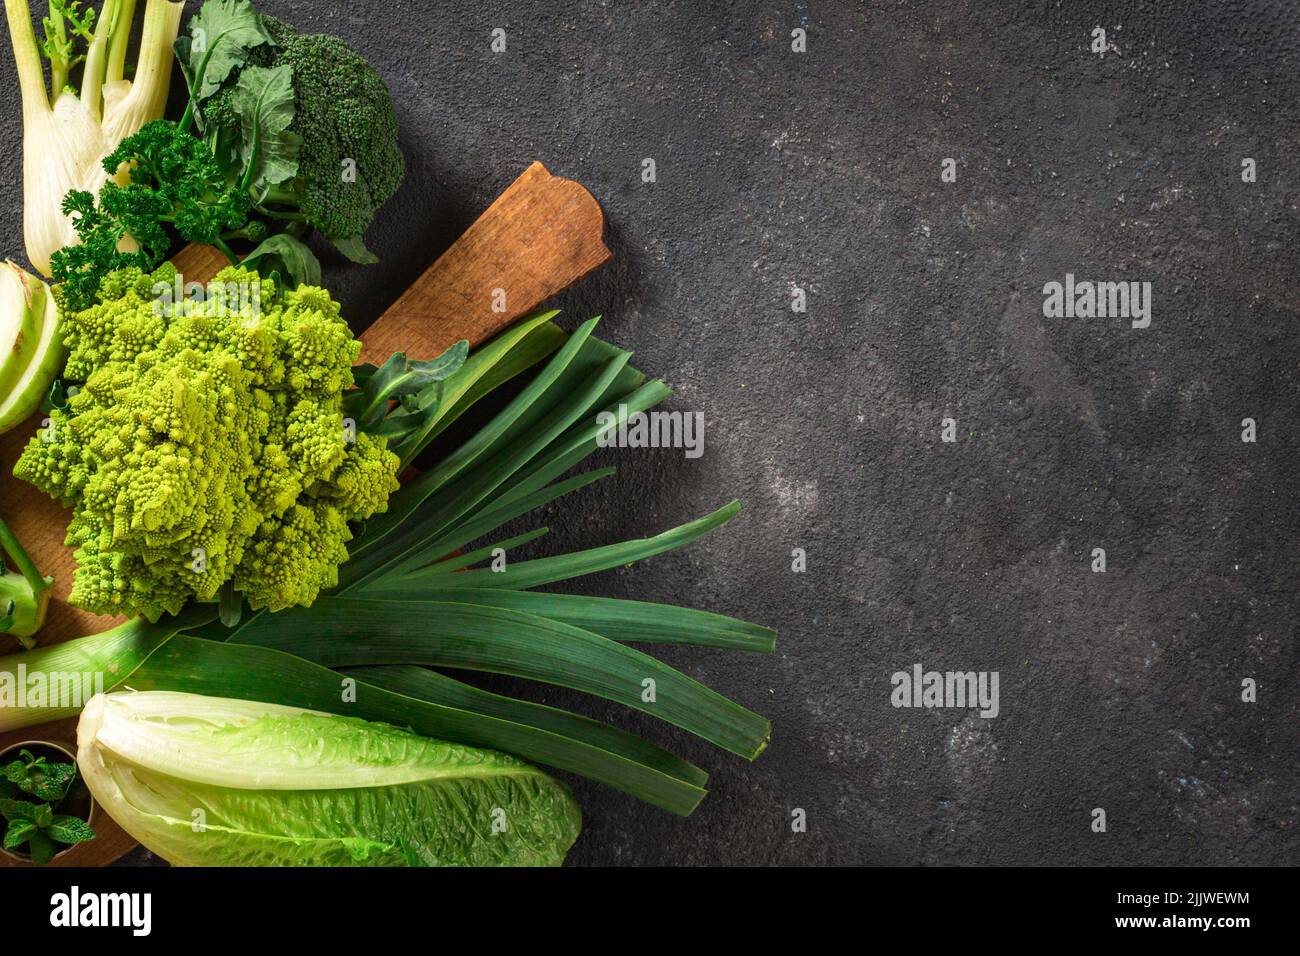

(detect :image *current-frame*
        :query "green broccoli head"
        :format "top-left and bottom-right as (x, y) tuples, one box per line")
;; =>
(14, 264), (401, 621)
(205, 16), (404, 256)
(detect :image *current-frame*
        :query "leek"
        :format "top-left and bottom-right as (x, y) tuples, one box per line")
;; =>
(1, 318), (776, 817)
(0, 615), (180, 729)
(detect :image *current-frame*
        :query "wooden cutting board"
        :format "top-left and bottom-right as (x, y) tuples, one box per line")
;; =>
(0, 161), (610, 866)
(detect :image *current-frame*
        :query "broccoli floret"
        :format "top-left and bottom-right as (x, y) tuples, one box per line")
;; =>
(14, 264), (401, 621)
(204, 15), (404, 258)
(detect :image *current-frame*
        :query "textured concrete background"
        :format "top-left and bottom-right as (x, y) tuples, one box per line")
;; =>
(2, 1), (1297, 865)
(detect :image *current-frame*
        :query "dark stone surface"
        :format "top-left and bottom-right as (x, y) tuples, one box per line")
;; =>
(2, 1), (1296, 866)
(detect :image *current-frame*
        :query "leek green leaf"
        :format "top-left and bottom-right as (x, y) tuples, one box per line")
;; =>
(129, 636), (710, 815)
(232, 597), (771, 759)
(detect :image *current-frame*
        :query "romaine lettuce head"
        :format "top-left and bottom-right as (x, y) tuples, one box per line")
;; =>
(77, 691), (581, 866)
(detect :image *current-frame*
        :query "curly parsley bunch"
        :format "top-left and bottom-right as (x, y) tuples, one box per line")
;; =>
(50, 121), (254, 312)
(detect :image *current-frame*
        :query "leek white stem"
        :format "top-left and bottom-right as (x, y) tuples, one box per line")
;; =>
(0, 618), (176, 731)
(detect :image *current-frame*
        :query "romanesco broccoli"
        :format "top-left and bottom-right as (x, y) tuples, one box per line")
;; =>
(14, 264), (399, 621)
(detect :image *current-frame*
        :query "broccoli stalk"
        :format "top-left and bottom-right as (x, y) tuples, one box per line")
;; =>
(0, 515), (53, 650)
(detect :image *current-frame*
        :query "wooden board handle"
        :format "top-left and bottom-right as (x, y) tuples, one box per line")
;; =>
(168, 161), (610, 360)
(361, 161), (610, 362)
(0, 161), (610, 867)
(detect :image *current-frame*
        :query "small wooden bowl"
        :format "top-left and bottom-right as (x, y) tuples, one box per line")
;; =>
(0, 717), (137, 867)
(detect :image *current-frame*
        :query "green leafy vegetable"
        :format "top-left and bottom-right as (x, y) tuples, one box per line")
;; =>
(127, 634), (712, 816)
(0, 746), (94, 864)
(50, 119), (252, 310)
(173, 0), (271, 101)
(2, 314), (777, 818)
(14, 263), (400, 620)
(229, 63), (299, 191)
(241, 231), (320, 288)
(195, 7), (404, 259)
(344, 343), (470, 463)
(4, 748), (76, 801)
(77, 690), (581, 866)
(46, 0), (404, 305)
(233, 594), (770, 759)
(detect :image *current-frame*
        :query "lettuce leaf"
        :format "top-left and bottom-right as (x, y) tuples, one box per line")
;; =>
(77, 691), (581, 867)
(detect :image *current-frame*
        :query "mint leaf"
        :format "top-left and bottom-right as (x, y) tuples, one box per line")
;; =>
(25, 762), (76, 802)
(3, 819), (35, 850)
(27, 830), (57, 866)
(47, 815), (95, 845)
(0, 797), (37, 822)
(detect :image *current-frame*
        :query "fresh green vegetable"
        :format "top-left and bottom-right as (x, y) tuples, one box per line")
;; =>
(2, 315), (776, 817)
(77, 690), (581, 866)
(344, 342), (471, 465)
(50, 115), (327, 309)
(46, 0), (403, 307)
(134, 635), (715, 816)
(5, 747), (75, 800)
(0, 260), (65, 434)
(50, 120), (254, 311)
(14, 263), (401, 621)
(0, 515), (52, 650)
(0, 746), (94, 864)
(238, 230), (319, 286)
(173, 0), (271, 103)
(186, 5), (404, 261)
(0, 613), (179, 731)
(3, 0), (185, 277)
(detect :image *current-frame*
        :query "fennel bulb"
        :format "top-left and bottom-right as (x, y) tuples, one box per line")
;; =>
(3, 0), (184, 276)
(0, 259), (63, 434)
(77, 691), (583, 866)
